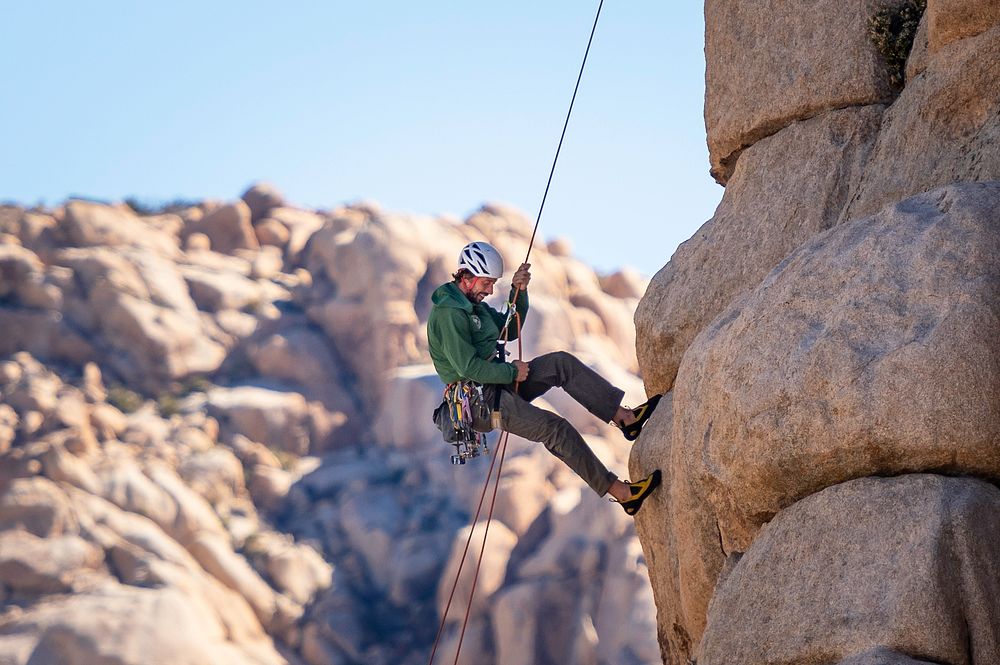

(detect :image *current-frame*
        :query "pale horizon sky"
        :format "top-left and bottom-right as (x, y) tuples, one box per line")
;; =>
(1, 2), (723, 277)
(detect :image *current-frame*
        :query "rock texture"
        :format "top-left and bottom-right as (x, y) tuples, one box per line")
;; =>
(676, 181), (1000, 554)
(636, 105), (884, 394)
(704, 0), (905, 183)
(846, 22), (1000, 218)
(699, 475), (1000, 665)
(927, 0), (1000, 50)
(0, 187), (656, 665)
(634, 4), (1000, 663)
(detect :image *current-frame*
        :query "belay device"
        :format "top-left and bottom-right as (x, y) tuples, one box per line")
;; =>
(435, 381), (490, 465)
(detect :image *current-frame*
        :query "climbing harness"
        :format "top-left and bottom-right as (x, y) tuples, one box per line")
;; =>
(428, 2), (606, 663)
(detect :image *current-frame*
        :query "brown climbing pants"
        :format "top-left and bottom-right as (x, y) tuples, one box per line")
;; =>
(472, 351), (625, 497)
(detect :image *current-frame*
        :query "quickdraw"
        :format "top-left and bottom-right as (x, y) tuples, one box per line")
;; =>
(443, 381), (490, 465)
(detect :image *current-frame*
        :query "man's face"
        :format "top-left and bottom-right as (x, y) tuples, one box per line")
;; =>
(463, 276), (497, 303)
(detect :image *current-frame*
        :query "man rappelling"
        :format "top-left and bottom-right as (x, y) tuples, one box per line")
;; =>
(427, 241), (662, 515)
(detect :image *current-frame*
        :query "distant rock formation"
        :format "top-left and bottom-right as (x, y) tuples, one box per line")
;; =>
(633, 3), (1000, 664)
(0, 184), (658, 664)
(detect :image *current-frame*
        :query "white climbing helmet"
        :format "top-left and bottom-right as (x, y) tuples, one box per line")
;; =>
(457, 241), (504, 279)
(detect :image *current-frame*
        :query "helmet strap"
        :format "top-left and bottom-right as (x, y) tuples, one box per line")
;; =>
(457, 274), (478, 298)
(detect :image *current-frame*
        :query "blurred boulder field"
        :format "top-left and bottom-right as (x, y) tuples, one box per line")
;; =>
(0, 182), (659, 664)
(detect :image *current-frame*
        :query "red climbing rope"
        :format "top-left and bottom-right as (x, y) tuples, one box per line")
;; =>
(428, 1), (605, 662)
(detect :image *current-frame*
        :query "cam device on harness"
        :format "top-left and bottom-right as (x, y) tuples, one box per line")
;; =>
(432, 381), (490, 465)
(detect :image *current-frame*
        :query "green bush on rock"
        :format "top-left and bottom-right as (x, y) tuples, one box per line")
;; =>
(868, 0), (927, 88)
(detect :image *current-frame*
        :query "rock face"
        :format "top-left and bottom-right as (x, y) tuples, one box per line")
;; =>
(673, 183), (1000, 574)
(699, 475), (1000, 665)
(704, 0), (904, 184)
(634, 4), (1000, 664)
(845, 23), (1000, 218)
(0, 187), (656, 664)
(636, 105), (884, 394)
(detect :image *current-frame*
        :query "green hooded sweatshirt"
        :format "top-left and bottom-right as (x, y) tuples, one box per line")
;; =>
(427, 281), (529, 385)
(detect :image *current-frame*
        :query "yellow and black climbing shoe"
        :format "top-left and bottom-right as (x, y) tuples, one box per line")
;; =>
(618, 394), (662, 441)
(617, 469), (662, 516)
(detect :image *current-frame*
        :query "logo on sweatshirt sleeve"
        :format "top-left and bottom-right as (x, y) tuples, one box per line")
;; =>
(470, 315), (482, 330)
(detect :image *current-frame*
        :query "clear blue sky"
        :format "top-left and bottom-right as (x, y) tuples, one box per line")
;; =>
(1, 1), (722, 276)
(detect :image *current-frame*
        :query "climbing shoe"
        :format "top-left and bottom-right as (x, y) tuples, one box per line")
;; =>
(616, 394), (662, 441)
(615, 470), (662, 516)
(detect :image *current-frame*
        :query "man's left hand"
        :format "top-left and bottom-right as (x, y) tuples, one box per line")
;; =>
(512, 263), (531, 290)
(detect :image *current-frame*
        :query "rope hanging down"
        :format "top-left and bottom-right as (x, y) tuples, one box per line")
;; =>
(428, 2), (606, 664)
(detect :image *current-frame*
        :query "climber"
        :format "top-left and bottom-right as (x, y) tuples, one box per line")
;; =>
(427, 241), (663, 515)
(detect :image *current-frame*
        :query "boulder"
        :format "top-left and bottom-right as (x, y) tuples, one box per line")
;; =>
(838, 648), (941, 665)
(546, 236), (573, 257)
(247, 466), (293, 513)
(179, 263), (265, 312)
(489, 453), (554, 537)
(304, 214), (433, 411)
(636, 105), (884, 394)
(56, 247), (226, 388)
(265, 207), (325, 264)
(62, 201), (178, 255)
(41, 445), (101, 494)
(90, 402), (128, 441)
(927, 0), (1000, 51)
(0, 530), (104, 593)
(906, 13), (931, 81)
(254, 218), (291, 248)
(0, 308), (95, 365)
(245, 531), (332, 605)
(186, 232), (211, 251)
(598, 267), (647, 300)
(339, 490), (406, 593)
(0, 404), (16, 452)
(371, 365), (443, 451)
(145, 464), (226, 544)
(241, 182), (286, 222)
(246, 245), (285, 279)
(492, 577), (601, 665)
(846, 24), (1000, 219)
(188, 202), (259, 254)
(0, 244), (43, 299)
(205, 385), (312, 455)
(386, 531), (450, 607)
(591, 536), (660, 665)
(704, 0), (904, 183)
(659, 183), (1000, 653)
(699, 475), (1000, 665)
(98, 461), (179, 535)
(244, 321), (359, 420)
(432, 617), (492, 665)
(188, 532), (279, 629)
(0, 477), (78, 537)
(0, 583), (285, 665)
(70, 489), (199, 571)
(437, 520), (517, 620)
(182, 247), (253, 276)
(301, 591), (365, 663)
(177, 447), (246, 506)
(570, 290), (638, 372)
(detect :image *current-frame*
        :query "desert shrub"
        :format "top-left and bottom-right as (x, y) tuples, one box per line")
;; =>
(156, 393), (181, 418)
(868, 0), (927, 88)
(107, 385), (144, 414)
(124, 197), (201, 216)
